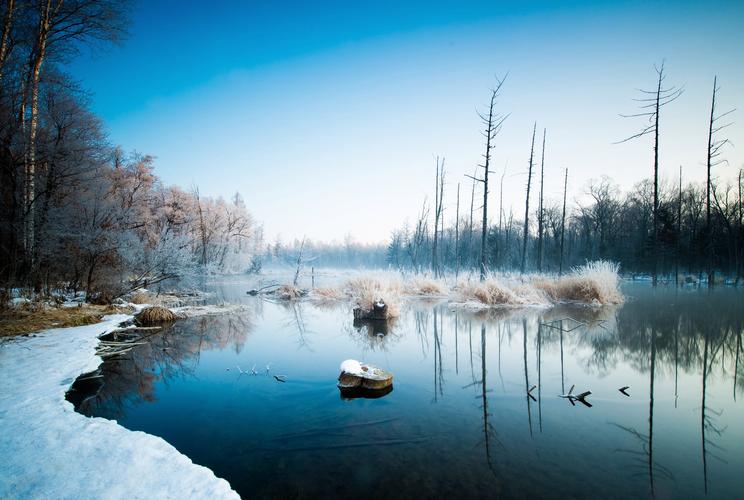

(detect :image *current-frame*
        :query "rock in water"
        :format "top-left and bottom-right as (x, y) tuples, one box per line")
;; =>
(337, 359), (393, 391)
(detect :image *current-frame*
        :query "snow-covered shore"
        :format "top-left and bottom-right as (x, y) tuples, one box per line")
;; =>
(0, 314), (238, 499)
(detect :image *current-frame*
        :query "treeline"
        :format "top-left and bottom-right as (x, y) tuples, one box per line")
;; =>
(387, 174), (743, 281)
(388, 66), (743, 283)
(0, 1), (262, 300)
(262, 237), (387, 269)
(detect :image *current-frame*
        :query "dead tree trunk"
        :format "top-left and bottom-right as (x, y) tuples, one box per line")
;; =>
(194, 187), (208, 267)
(559, 168), (568, 276)
(468, 168), (476, 269)
(705, 76), (733, 287)
(0, 0), (15, 83)
(455, 182), (460, 279)
(467, 76), (507, 281)
(538, 128), (546, 272)
(706, 78), (716, 288)
(676, 166), (682, 286)
(521, 123), (536, 274)
(432, 157), (445, 278)
(618, 62), (683, 285)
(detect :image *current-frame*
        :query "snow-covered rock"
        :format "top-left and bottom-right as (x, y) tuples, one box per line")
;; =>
(0, 315), (238, 499)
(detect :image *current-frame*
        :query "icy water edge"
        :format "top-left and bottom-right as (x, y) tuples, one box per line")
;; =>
(67, 282), (744, 499)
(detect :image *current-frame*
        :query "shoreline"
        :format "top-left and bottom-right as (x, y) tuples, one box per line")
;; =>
(0, 314), (238, 499)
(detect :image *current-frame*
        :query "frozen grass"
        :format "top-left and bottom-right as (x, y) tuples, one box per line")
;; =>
(403, 277), (445, 296)
(533, 261), (623, 305)
(300, 261), (622, 311)
(341, 276), (401, 318)
(135, 306), (180, 325)
(274, 284), (305, 300)
(129, 291), (153, 304)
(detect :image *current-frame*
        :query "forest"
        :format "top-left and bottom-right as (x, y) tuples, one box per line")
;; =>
(0, 1), (262, 301)
(386, 73), (743, 285)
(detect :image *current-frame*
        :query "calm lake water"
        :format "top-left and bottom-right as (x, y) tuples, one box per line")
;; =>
(68, 282), (744, 499)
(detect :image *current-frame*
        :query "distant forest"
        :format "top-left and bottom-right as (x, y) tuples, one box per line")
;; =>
(386, 70), (742, 285)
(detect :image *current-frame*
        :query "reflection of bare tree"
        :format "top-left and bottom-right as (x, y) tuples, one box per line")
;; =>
(522, 318), (533, 437)
(68, 313), (255, 420)
(734, 332), (741, 401)
(701, 328), (729, 495)
(432, 307), (444, 401)
(612, 326), (672, 498)
(277, 301), (314, 351)
(477, 323), (500, 476)
(537, 321), (543, 433)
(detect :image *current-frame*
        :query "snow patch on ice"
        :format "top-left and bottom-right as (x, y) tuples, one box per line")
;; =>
(0, 315), (238, 499)
(339, 359), (364, 376)
(171, 303), (251, 318)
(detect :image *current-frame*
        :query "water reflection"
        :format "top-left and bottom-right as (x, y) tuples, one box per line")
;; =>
(67, 284), (744, 499)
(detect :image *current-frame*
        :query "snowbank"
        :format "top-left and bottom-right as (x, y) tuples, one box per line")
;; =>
(171, 303), (252, 318)
(0, 315), (238, 499)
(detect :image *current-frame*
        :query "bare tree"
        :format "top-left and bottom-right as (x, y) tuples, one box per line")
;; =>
(537, 128), (546, 272)
(676, 166), (682, 286)
(432, 157), (445, 277)
(705, 76), (734, 287)
(455, 182), (460, 278)
(20, 0), (129, 271)
(466, 75), (508, 281)
(521, 122), (536, 274)
(0, 0), (15, 82)
(559, 168), (568, 276)
(618, 61), (683, 285)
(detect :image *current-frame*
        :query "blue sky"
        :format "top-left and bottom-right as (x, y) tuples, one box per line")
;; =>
(70, 0), (744, 243)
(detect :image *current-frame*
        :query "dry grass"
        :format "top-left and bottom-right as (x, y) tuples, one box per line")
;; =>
(533, 261), (623, 305)
(342, 276), (401, 318)
(135, 306), (179, 325)
(403, 277), (444, 296)
(0, 303), (131, 337)
(311, 286), (345, 301)
(456, 279), (531, 306)
(274, 284), (305, 300)
(129, 291), (153, 305)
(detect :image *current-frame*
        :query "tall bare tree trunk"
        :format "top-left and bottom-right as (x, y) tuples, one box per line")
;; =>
(738, 169), (743, 284)
(25, 0), (54, 271)
(559, 168), (568, 276)
(468, 168), (476, 269)
(194, 188), (208, 267)
(537, 128), (546, 272)
(469, 77), (507, 281)
(521, 123), (536, 274)
(676, 166), (682, 286)
(455, 182), (460, 279)
(432, 157), (444, 278)
(0, 0), (15, 83)
(706, 76), (717, 288)
(652, 69), (661, 287)
(432, 159), (439, 277)
(479, 94), (496, 281)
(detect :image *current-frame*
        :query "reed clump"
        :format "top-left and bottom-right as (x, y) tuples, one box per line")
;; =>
(533, 261), (623, 305)
(135, 306), (179, 325)
(342, 276), (401, 318)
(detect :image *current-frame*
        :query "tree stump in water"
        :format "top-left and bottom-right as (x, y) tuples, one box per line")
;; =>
(337, 359), (393, 391)
(353, 300), (390, 321)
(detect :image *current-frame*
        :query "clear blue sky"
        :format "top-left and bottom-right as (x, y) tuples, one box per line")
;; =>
(70, 0), (744, 244)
